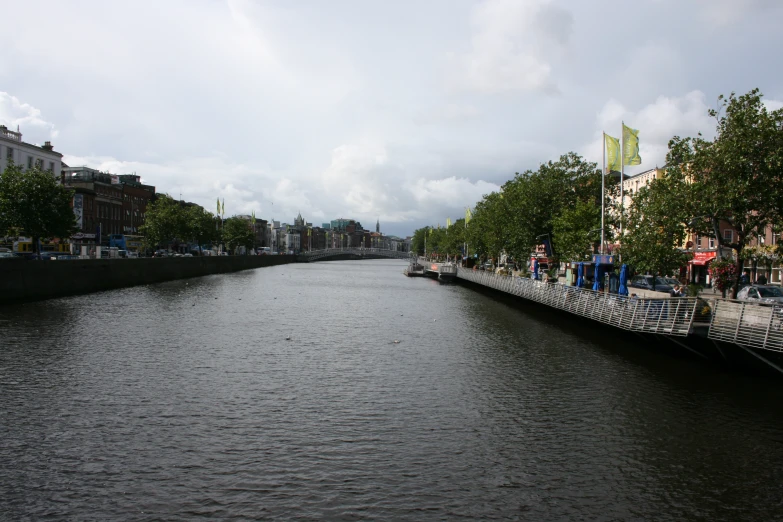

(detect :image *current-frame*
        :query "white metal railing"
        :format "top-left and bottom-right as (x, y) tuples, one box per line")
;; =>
(708, 300), (783, 352)
(457, 268), (698, 337)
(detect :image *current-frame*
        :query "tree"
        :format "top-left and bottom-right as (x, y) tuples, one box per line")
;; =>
(186, 205), (220, 249)
(139, 194), (187, 250)
(222, 216), (254, 253)
(667, 89), (783, 297)
(618, 175), (691, 278)
(550, 199), (603, 262)
(0, 163), (76, 253)
(466, 152), (607, 263)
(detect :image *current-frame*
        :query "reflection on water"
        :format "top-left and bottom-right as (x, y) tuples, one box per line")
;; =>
(2, 260), (783, 520)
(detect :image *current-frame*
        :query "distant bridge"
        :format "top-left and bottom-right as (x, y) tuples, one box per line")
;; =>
(298, 248), (410, 262)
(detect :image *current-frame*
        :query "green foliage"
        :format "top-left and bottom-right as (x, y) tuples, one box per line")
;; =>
(140, 194), (220, 250)
(139, 194), (187, 249)
(618, 173), (691, 276)
(664, 88), (783, 297)
(223, 216), (255, 252)
(0, 163), (76, 249)
(465, 152), (610, 263)
(551, 199), (602, 262)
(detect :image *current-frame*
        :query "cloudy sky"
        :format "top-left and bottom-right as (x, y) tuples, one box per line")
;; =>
(2, 0), (782, 237)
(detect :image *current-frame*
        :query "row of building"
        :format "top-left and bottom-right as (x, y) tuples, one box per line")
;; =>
(0, 126), (411, 255)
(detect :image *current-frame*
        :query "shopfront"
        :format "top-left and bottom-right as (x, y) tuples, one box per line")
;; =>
(689, 250), (717, 285)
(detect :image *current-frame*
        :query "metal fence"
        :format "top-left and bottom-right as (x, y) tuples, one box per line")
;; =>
(708, 299), (783, 353)
(457, 268), (698, 337)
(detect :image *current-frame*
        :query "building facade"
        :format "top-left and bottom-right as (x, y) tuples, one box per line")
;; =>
(0, 126), (63, 177)
(64, 167), (123, 247)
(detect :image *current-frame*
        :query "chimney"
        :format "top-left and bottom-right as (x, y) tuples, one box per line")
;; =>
(42, 141), (53, 151)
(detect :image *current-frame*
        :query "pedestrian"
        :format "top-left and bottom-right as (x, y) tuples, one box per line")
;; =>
(740, 271), (750, 286)
(670, 284), (683, 297)
(757, 274), (768, 285)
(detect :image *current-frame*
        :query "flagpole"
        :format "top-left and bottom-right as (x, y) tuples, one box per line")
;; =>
(601, 132), (606, 255)
(620, 122), (625, 238)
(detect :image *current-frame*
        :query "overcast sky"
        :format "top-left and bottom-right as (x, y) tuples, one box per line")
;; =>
(2, 0), (782, 237)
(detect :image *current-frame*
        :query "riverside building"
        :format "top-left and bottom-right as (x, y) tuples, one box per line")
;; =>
(0, 125), (63, 177)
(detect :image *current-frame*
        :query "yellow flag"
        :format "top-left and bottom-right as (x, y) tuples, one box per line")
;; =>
(605, 134), (621, 172)
(465, 207), (472, 224)
(623, 124), (641, 166)
(446, 218), (452, 228)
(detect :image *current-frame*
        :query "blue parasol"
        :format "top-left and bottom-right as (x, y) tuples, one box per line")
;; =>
(576, 262), (583, 287)
(592, 263), (601, 291)
(618, 264), (629, 296)
(533, 258), (540, 280)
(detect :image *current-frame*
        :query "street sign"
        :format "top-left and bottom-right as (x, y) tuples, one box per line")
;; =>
(592, 254), (615, 265)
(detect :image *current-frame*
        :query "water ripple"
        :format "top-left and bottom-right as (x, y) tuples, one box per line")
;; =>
(2, 260), (783, 520)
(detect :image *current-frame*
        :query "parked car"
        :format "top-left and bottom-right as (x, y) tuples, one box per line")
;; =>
(0, 252), (16, 259)
(736, 285), (783, 304)
(629, 275), (674, 294)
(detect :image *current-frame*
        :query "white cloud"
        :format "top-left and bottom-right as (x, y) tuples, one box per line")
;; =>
(414, 104), (482, 125)
(583, 91), (715, 173)
(698, 0), (781, 26)
(446, 0), (571, 94)
(764, 99), (783, 112)
(2, 1), (782, 236)
(0, 92), (58, 144)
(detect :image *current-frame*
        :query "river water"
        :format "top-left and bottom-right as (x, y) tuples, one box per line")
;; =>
(2, 259), (783, 520)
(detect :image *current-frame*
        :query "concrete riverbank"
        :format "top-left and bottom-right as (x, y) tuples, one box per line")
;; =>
(0, 255), (296, 305)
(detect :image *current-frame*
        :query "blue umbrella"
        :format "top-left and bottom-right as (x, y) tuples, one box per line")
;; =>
(533, 258), (539, 280)
(618, 264), (629, 296)
(592, 264), (601, 291)
(576, 262), (583, 287)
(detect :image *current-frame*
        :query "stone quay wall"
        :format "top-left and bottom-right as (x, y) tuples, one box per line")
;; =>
(0, 255), (296, 305)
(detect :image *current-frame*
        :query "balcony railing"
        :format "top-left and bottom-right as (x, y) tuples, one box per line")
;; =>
(0, 128), (22, 141)
(457, 268), (698, 337)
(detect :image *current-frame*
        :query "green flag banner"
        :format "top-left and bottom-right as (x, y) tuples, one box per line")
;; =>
(623, 124), (641, 166)
(605, 133), (621, 172)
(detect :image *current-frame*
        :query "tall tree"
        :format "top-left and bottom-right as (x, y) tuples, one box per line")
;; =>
(618, 174), (692, 278)
(139, 194), (187, 250)
(185, 205), (220, 249)
(550, 199), (603, 262)
(667, 89), (783, 297)
(0, 163), (76, 253)
(222, 216), (254, 253)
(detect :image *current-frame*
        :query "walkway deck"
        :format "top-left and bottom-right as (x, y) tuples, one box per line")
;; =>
(456, 267), (698, 337)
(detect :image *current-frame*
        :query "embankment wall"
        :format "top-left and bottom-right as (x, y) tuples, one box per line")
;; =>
(0, 255), (296, 305)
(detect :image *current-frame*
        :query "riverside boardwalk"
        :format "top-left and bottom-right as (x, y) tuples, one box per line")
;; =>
(449, 266), (783, 377)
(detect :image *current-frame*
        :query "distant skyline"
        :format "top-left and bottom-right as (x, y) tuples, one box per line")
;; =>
(2, 0), (782, 237)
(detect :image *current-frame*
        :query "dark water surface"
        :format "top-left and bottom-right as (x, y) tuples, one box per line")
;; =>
(2, 259), (783, 521)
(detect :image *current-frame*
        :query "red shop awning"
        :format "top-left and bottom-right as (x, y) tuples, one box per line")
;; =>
(691, 251), (717, 266)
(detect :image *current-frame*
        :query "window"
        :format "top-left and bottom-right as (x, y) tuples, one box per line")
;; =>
(696, 235), (703, 249)
(48, 161), (55, 172)
(723, 229), (733, 243)
(6, 147), (12, 160)
(27, 156), (33, 169)
(709, 237), (715, 249)
(35, 158), (43, 169)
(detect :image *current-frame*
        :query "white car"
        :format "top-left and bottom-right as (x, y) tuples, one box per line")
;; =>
(737, 285), (783, 304)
